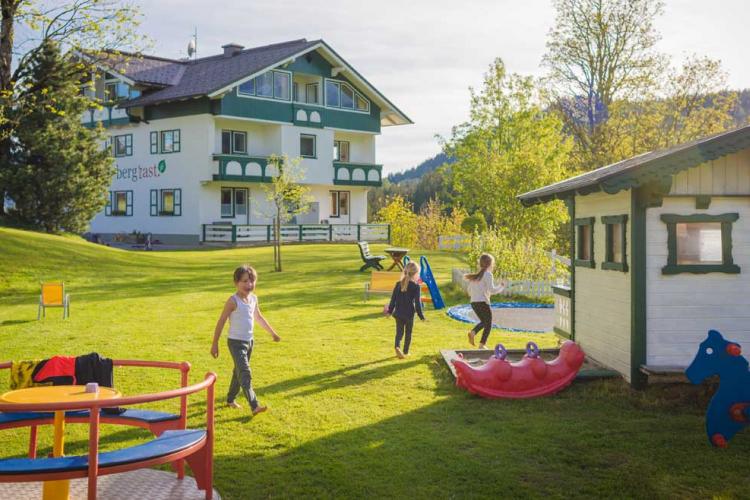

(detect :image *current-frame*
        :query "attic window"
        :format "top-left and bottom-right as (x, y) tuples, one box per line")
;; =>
(237, 70), (291, 102)
(324, 79), (369, 113)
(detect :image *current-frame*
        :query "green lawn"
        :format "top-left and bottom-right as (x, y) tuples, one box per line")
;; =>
(0, 227), (747, 499)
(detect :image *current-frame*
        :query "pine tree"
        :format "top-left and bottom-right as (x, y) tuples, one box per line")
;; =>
(3, 40), (113, 232)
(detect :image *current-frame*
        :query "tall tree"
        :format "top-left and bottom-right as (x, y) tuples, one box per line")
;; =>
(443, 58), (574, 249)
(543, 0), (665, 169)
(261, 155), (312, 272)
(0, 0), (143, 215)
(4, 40), (113, 232)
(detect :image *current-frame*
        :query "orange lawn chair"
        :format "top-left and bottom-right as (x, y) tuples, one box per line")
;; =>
(38, 283), (70, 319)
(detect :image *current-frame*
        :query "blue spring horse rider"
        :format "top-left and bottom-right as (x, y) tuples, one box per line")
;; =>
(686, 329), (750, 448)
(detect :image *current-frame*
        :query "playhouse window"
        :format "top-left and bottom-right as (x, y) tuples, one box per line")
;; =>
(574, 218), (595, 268)
(602, 215), (628, 272)
(661, 213), (740, 274)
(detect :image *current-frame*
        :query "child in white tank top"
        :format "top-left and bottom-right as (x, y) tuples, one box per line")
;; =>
(211, 265), (281, 416)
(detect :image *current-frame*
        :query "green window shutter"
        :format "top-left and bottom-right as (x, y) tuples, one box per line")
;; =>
(150, 189), (158, 216)
(126, 191), (133, 216)
(105, 191), (112, 216)
(173, 130), (181, 152)
(126, 134), (133, 156)
(150, 131), (158, 154)
(174, 188), (182, 216)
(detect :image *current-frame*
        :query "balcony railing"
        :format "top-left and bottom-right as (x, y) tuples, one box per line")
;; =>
(202, 223), (390, 244)
(212, 154), (277, 183)
(333, 161), (382, 187)
(293, 103), (325, 128)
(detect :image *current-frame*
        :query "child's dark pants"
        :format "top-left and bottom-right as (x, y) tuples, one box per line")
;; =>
(395, 318), (414, 354)
(470, 301), (493, 344)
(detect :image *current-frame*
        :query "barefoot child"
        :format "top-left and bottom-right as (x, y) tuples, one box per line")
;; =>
(211, 265), (280, 416)
(386, 261), (425, 358)
(464, 254), (507, 349)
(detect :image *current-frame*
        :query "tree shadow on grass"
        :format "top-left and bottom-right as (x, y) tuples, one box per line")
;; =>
(0, 319), (34, 327)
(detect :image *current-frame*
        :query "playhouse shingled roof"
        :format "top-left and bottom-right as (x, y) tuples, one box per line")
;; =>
(518, 124), (750, 206)
(91, 39), (412, 126)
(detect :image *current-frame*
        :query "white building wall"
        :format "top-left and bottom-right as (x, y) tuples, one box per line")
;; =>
(89, 114), (213, 243)
(646, 152), (750, 366)
(574, 190), (632, 380)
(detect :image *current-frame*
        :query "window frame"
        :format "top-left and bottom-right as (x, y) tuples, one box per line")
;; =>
(574, 217), (595, 268)
(160, 129), (181, 154)
(113, 134), (133, 157)
(329, 190), (350, 218)
(236, 69), (293, 102)
(305, 83), (319, 104)
(220, 187), (234, 218)
(661, 213), (740, 274)
(300, 134), (317, 159)
(150, 188), (182, 216)
(106, 190), (133, 217)
(222, 130), (247, 154)
(333, 140), (350, 162)
(324, 78), (370, 113)
(601, 215), (628, 272)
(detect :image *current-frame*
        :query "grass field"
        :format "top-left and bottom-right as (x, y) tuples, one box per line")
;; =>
(0, 227), (748, 499)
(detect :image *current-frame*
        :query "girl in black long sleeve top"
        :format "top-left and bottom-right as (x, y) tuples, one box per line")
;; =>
(387, 261), (425, 358)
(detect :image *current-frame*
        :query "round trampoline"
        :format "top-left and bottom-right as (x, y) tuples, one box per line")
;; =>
(446, 302), (554, 333)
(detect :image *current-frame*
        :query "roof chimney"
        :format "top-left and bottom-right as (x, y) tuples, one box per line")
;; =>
(222, 43), (244, 57)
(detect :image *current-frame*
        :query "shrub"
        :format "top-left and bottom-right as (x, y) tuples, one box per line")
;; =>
(461, 212), (487, 234)
(376, 196), (466, 250)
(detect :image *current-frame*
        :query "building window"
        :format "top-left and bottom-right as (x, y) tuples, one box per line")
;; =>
(104, 81), (129, 102)
(106, 190), (132, 216)
(160, 130), (181, 153)
(221, 130), (247, 154)
(574, 217), (595, 268)
(334, 140), (350, 162)
(113, 134), (132, 157)
(221, 188), (234, 218)
(150, 189), (182, 216)
(220, 187), (247, 218)
(150, 130), (181, 154)
(330, 191), (349, 218)
(661, 213), (740, 274)
(238, 70), (291, 101)
(306, 83), (319, 104)
(325, 79), (369, 112)
(300, 134), (316, 158)
(601, 215), (628, 272)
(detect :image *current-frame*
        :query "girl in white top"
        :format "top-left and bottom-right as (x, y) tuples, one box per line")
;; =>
(211, 265), (280, 416)
(464, 253), (507, 349)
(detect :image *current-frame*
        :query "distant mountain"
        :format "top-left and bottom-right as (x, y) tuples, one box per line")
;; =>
(387, 153), (454, 184)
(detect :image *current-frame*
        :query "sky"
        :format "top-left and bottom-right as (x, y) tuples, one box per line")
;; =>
(134, 0), (750, 175)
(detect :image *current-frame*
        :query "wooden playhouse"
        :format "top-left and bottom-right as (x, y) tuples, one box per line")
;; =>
(519, 125), (750, 387)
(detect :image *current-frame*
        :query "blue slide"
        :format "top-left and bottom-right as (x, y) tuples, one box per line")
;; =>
(419, 256), (445, 310)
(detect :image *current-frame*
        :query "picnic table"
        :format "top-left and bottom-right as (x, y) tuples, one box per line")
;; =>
(0, 385), (121, 500)
(384, 247), (409, 271)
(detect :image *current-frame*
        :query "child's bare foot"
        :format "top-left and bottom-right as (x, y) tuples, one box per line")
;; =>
(226, 401), (241, 409)
(468, 331), (476, 346)
(395, 347), (405, 359)
(478, 343), (488, 350)
(252, 405), (267, 416)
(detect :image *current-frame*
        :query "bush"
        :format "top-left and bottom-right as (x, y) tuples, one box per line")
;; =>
(461, 212), (487, 234)
(467, 228), (568, 281)
(375, 196), (466, 250)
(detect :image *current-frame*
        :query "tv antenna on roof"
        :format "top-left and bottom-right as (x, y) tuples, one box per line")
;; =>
(187, 27), (197, 59)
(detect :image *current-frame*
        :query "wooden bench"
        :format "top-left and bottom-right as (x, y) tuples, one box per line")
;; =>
(0, 370), (216, 500)
(357, 241), (386, 272)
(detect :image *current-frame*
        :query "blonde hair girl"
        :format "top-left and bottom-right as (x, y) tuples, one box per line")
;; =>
(386, 261), (426, 358)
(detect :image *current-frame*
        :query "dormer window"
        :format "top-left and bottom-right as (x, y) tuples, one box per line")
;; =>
(325, 79), (369, 112)
(238, 70), (292, 102)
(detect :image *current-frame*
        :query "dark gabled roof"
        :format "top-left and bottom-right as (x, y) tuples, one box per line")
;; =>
(518, 124), (750, 206)
(107, 39), (318, 108)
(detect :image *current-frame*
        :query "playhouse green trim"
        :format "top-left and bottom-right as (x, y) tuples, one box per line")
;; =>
(574, 217), (595, 268)
(567, 198), (576, 340)
(661, 213), (740, 275)
(630, 188), (648, 389)
(601, 214), (628, 272)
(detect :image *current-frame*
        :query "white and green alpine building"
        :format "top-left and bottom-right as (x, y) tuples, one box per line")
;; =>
(83, 39), (411, 244)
